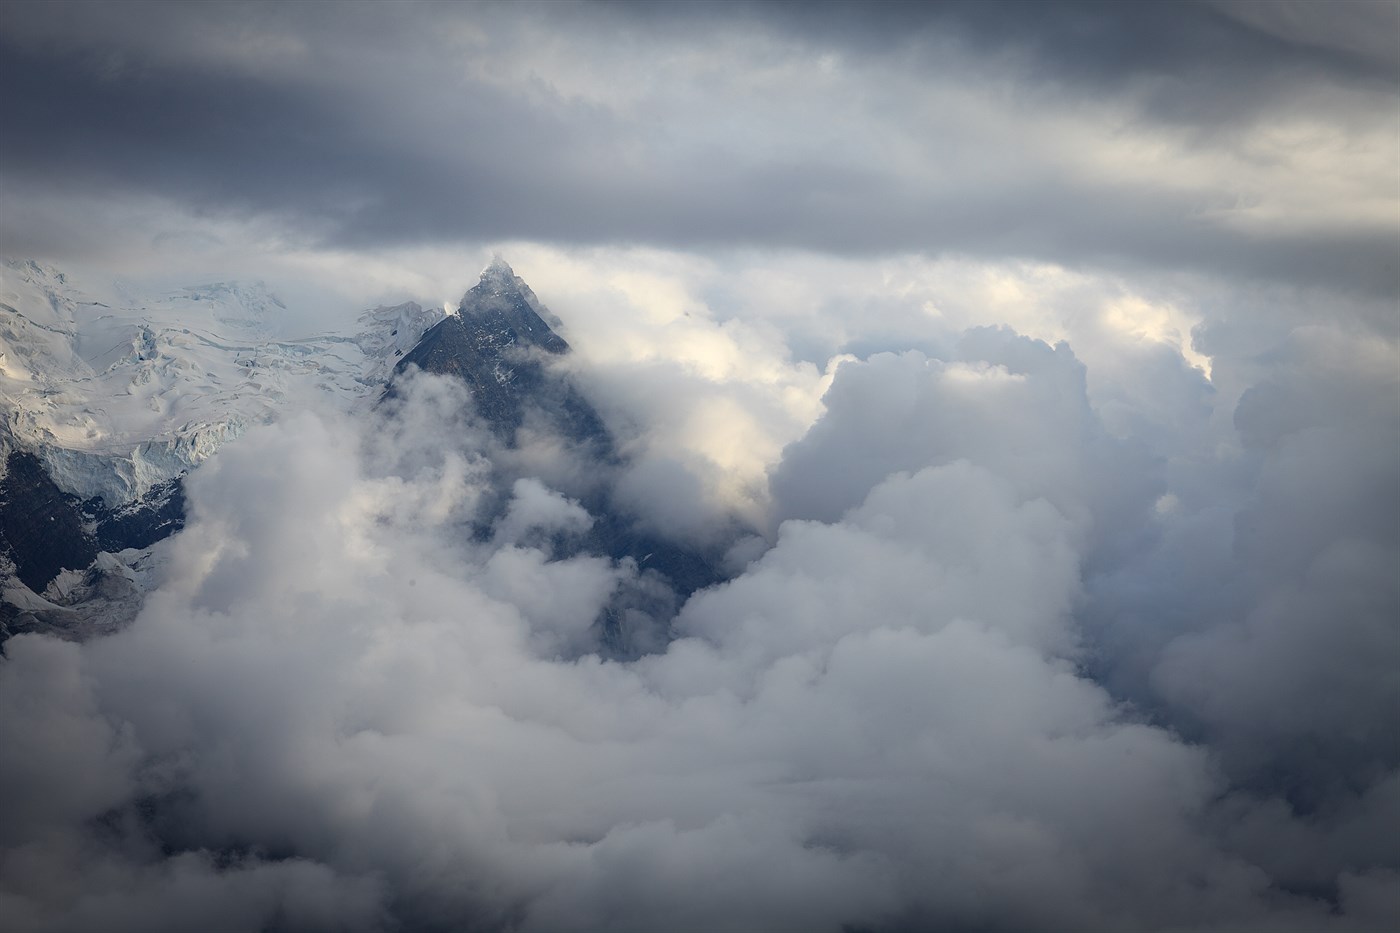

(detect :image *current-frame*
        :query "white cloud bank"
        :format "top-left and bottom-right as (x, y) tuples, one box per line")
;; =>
(2, 260), (1396, 931)
(3, 0), (1395, 923)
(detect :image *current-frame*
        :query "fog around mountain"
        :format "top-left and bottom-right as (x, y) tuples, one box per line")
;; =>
(1, 2), (1396, 931)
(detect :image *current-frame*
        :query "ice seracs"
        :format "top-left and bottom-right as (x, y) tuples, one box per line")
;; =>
(0, 257), (443, 626)
(0, 258), (443, 505)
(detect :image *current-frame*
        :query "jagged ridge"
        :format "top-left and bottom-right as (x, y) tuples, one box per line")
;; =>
(2, 257), (727, 651)
(387, 259), (724, 650)
(391, 258), (606, 444)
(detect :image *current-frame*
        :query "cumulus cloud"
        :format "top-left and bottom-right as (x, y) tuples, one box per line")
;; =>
(2, 296), (1396, 930)
(1, 1), (1396, 929)
(770, 332), (1162, 567)
(1153, 328), (1399, 791)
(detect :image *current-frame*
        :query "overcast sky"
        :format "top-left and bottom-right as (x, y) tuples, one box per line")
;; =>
(1, 0), (1396, 300)
(2, 3), (1398, 932)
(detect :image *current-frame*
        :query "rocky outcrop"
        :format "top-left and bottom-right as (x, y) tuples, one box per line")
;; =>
(391, 258), (609, 447)
(88, 478), (186, 553)
(389, 259), (726, 652)
(0, 450), (97, 593)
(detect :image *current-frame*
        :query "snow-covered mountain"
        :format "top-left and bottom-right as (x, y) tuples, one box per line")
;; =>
(0, 257), (443, 633)
(0, 257), (724, 646)
(0, 259), (442, 506)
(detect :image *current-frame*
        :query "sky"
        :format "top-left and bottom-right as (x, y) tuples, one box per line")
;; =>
(1, 2), (1398, 931)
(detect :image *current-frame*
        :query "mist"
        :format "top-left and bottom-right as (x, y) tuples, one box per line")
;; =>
(2, 1), (1397, 930)
(3, 272), (1397, 929)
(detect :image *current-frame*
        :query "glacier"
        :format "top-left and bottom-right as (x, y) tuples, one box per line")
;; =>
(0, 256), (724, 649)
(0, 257), (443, 632)
(1, 258), (443, 507)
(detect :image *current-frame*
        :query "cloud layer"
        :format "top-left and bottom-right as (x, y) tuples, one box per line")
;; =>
(2, 1), (1397, 929)
(3, 288), (1396, 930)
(2, 1), (1395, 296)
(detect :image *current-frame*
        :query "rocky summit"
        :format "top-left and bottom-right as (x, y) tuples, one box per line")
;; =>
(388, 259), (724, 652)
(390, 257), (609, 447)
(1, 258), (723, 649)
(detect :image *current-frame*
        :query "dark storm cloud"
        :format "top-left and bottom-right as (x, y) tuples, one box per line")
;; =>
(1, 0), (1395, 295)
(743, 0), (1400, 98)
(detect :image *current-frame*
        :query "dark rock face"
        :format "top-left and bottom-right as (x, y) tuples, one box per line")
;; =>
(2, 258), (729, 652)
(88, 479), (187, 553)
(0, 455), (188, 644)
(389, 260), (727, 649)
(584, 513), (722, 602)
(392, 258), (609, 447)
(0, 451), (97, 592)
(0, 449), (186, 601)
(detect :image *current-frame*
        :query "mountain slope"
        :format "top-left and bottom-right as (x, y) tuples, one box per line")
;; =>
(0, 259), (442, 625)
(1, 259), (443, 506)
(1, 256), (727, 650)
(0, 450), (97, 592)
(392, 257), (609, 447)
(387, 258), (724, 641)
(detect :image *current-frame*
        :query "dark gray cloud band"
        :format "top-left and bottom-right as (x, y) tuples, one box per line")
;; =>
(1, 0), (1395, 295)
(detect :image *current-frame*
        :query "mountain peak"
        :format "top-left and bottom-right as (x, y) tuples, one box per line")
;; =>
(483, 254), (515, 277)
(478, 255), (519, 293)
(393, 260), (574, 436)
(448, 261), (568, 355)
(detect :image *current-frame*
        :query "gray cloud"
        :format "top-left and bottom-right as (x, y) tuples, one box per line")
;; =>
(765, 0), (1399, 97)
(1, 1), (1394, 295)
(1, 1), (1397, 929)
(2, 307), (1397, 930)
